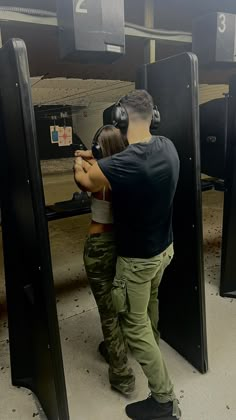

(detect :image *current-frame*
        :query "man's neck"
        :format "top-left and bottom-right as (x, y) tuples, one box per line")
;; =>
(127, 123), (152, 145)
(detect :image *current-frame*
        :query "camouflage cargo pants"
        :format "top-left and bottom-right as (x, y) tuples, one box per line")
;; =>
(83, 232), (135, 394)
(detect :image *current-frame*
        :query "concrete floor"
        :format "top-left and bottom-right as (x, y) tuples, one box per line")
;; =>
(0, 176), (236, 420)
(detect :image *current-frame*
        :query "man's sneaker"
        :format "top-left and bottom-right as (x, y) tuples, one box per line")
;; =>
(98, 341), (109, 363)
(125, 396), (181, 419)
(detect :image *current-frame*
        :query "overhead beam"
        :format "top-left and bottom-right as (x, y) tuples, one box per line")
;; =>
(125, 23), (192, 44)
(0, 10), (57, 26)
(0, 10), (192, 44)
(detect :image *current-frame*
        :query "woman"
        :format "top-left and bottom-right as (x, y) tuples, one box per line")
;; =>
(76, 125), (135, 396)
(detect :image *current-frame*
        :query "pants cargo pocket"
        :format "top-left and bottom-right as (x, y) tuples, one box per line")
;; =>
(163, 244), (174, 271)
(111, 278), (128, 314)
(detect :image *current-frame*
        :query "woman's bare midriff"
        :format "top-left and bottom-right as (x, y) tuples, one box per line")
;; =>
(89, 220), (113, 235)
(89, 188), (113, 234)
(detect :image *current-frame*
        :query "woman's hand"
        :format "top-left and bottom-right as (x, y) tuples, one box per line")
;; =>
(74, 150), (96, 166)
(75, 149), (93, 159)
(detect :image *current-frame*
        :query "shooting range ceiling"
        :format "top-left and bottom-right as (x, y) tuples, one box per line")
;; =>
(199, 84), (228, 104)
(30, 77), (228, 109)
(1, 0), (236, 30)
(1, 0), (236, 83)
(31, 78), (135, 108)
(155, 0), (236, 31)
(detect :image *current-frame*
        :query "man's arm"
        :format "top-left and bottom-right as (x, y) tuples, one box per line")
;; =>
(73, 157), (110, 192)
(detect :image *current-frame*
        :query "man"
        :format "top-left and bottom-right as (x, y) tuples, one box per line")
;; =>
(74, 90), (181, 419)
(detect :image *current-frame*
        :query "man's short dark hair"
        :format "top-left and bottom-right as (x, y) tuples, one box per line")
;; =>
(120, 90), (154, 121)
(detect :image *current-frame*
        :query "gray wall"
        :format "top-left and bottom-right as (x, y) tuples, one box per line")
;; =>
(72, 104), (112, 149)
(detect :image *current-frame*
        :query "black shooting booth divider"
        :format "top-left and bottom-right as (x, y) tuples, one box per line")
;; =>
(221, 75), (236, 298)
(200, 98), (228, 180)
(0, 39), (69, 419)
(136, 53), (208, 373)
(199, 89), (236, 297)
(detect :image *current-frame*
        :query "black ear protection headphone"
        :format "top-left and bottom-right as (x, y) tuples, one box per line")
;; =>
(91, 125), (113, 161)
(111, 101), (129, 132)
(111, 99), (161, 132)
(151, 105), (161, 131)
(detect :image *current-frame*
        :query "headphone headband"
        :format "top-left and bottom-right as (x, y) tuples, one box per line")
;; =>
(112, 97), (160, 133)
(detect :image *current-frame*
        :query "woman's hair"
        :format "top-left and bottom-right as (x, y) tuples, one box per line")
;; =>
(94, 125), (128, 158)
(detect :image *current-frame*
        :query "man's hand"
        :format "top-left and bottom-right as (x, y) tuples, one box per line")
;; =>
(74, 150), (96, 165)
(74, 156), (83, 172)
(74, 157), (90, 173)
(73, 157), (110, 192)
(75, 149), (93, 159)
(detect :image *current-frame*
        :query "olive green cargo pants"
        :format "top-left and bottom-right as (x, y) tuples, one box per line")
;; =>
(112, 243), (177, 405)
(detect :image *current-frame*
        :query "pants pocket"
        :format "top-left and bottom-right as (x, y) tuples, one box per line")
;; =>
(130, 260), (159, 272)
(111, 278), (128, 314)
(163, 244), (174, 270)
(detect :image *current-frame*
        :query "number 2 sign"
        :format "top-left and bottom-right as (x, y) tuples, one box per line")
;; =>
(75, 0), (88, 14)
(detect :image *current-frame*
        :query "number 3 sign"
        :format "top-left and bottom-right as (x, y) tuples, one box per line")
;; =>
(218, 13), (226, 33)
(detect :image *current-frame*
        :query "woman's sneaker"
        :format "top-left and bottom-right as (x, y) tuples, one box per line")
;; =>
(111, 381), (135, 397)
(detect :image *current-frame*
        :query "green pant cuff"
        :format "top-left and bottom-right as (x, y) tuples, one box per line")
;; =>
(151, 395), (181, 418)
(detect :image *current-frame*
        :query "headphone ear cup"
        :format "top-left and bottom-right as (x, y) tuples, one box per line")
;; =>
(111, 105), (120, 127)
(91, 126), (104, 160)
(150, 106), (161, 131)
(92, 143), (103, 160)
(112, 103), (129, 132)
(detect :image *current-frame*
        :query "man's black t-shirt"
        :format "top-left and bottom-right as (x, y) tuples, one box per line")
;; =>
(98, 136), (180, 258)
